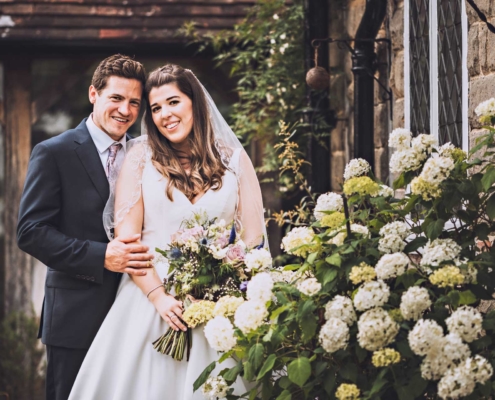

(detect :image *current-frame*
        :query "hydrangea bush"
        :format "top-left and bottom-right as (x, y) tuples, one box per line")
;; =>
(195, 105), (495, 399)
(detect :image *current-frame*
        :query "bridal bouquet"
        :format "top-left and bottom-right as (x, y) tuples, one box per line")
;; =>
(153, 211), (271, 361)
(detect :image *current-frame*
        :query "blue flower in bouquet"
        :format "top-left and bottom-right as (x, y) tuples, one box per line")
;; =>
(169, 248), (182, 260)
(240, 281), (249, 292)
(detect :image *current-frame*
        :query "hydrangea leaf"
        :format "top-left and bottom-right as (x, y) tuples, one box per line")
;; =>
(287, 357), (311, 387)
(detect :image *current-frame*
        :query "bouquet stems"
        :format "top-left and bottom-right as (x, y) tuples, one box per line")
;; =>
(152, 296), (193, 361)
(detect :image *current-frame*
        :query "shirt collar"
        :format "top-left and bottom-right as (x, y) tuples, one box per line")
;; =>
(86, 114), (127, 154)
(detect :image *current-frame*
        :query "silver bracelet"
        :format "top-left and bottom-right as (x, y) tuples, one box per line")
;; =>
(146, 284), (164, 299)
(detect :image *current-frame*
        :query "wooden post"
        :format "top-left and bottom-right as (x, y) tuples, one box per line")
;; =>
(2, 57), (33, 317)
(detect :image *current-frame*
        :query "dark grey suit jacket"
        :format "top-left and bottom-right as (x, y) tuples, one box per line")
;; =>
(17, 119), (126, 349)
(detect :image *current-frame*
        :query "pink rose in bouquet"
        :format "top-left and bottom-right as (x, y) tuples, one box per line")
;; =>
(225, 244), (246, 263)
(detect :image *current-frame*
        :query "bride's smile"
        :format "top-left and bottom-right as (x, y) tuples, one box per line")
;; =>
(149, 83), (194, 147)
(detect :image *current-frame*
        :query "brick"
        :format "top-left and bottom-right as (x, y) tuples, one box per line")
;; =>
(468, 23), (480, 77)
(390, 50), (404, 98)
(469, 74), (495, 129)
(393, 98), (405, 129)
(374, 103), (389, 148)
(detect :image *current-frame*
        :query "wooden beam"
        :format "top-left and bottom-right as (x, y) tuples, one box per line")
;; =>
(3, 57), (32, 317)
(31, 59), (94, 124)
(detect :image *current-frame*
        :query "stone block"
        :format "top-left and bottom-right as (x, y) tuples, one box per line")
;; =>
(466, 0), (492, 26)
(331, 151), (345, 191)
(389, 1), (404, 52)
(469, 74), (495, 129)
(481, 18), (495, 74)
(390, 50), (404, 98)
(374, 103), (390, 148)
(468, 23), (480, 77)
(393, 98), (405, 129)
(469, 128), (490, 161)
(374, 147), (389, 182)
(347, 0), (366, 37)
(330, 72), (347, 110)
(331, 119), (348, 152)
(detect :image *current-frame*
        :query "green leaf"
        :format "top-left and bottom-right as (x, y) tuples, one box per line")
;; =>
(257, 354), (277, 380)
(482, 165), (495, 191)
(339, 361), (357, 382)
(369, 375), (388, 396)
(218, 350), (234, 363)
(244, 360), (255, 381)
(325, 253), (341, 267)
(447, 290), (460, 308)
(223, 362), (243, 382)
(404, 236), (428, 253)
(287, 357), (311, 387)
(393, 173), (406, 190)
(248, 343), (264, 370)
(193, 361), (216, 392)
(270, 305), (291, 321)
(459, 290), (477, 305)
(487, 195), (495, 220)
(276, 390), (292, 400)
(321, 268), (338, 285)
(323, 370), (336, 395)
(307, 252), (318, 265)
(426, 219), (445, 240)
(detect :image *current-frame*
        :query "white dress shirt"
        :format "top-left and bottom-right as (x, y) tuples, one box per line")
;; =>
(86, 114), (127, 172)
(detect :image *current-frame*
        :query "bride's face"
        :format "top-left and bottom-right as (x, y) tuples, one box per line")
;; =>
(149, 83), (194, 146)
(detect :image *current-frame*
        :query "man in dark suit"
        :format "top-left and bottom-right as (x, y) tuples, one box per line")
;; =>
(17, 54), (154, 400)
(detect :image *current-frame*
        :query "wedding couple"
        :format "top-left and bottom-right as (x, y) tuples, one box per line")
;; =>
(17, 54), (265, 399)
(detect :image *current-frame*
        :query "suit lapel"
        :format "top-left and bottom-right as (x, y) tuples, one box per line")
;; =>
(73, 120), (109, 202)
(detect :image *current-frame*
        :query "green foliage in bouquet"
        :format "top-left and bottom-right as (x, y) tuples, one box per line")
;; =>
(194, 106), (495, 399)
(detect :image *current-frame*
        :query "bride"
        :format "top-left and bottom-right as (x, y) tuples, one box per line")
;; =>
(69, 64), (266, 399)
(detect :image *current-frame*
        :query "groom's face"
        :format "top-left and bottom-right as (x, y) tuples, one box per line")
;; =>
(89, 76), (143, 141)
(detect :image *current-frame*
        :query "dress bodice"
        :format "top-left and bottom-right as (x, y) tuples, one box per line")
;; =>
(140, 149), (240, 278)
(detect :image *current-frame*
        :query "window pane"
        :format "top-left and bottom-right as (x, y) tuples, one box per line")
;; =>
(438, 0), (463, 147)
(410, 0), (431, 135)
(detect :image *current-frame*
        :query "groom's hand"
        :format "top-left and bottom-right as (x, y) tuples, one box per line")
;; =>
(104, 234), (154, 276)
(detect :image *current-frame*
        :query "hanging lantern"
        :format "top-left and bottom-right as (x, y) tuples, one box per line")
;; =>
(306, 43), (330, 90)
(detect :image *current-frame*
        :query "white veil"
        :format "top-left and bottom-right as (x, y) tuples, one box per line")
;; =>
(102, 69), (267, 249)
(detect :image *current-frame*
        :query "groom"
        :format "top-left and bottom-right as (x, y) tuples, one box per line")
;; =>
(17, 54), (153, 400)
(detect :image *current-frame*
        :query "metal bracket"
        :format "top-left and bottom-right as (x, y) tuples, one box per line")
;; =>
(311, 37), (393, 120)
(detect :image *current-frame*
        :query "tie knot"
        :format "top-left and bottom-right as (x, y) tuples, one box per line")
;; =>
(108, 143), (122, 157)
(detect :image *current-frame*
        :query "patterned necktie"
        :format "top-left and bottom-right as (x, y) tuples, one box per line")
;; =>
(106, 143), (122, 178)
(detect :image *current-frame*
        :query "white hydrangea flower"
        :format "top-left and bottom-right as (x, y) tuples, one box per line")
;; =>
(246, 272), (274, 303)
(269, 268), (297, 283)
(357, 307), (399, 351)
(466, 355), (494, 384)
(375, 252), (409, 280)
(445, 306), (483, 343)
(324, 295), (357, 326)
(388, 128), (412, 150)
(350, 224), (370, 237)
(420, 239), (462, 267)
(378, 234), (406, 254)
(314, 192), (344, 220)
(327, 224), (369, 246)
(400, 286), (432, 321)
(234, 300), (268, 334)
(474, 97), (495, 117)
(202, 375), (229, 400)
(281, 227), (315, 255)
(408, 319), (444, 356)
(244, 248), (272, 273)
(379, 221), (411, 240)
(297, 277), (321, 296)
(442, 333), (471, 366)
(420, 156), (455, 185)
(437, 365), (475, 399)
(353, 280), (390, 311)
(390, 148), (427, 174)
(373, 184), (394, 198)
(343, 158), (371, 181)
(319, 317), (349, 353)
(412, 134), (437, 153)
(421, 353), (450, 381)
(437, 142), (456, 158)
(204, 316), (237, 352)
(214, 296), (245, 318)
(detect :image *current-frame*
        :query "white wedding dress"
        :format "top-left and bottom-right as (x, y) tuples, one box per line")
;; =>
(69, 145), (246, 400)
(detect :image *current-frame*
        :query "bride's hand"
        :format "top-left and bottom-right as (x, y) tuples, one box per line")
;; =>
(149, 292), (187, 332)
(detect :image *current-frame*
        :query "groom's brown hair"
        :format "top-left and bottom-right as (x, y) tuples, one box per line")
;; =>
(91, 54), (146, 93)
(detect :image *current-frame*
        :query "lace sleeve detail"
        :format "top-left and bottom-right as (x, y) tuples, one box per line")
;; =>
(103, 136), (151, 240)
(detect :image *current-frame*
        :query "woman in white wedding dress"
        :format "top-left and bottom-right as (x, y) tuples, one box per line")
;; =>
(69, 65), (266, 400)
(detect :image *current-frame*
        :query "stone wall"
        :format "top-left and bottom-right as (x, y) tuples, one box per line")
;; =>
(466, 0), (495, 148)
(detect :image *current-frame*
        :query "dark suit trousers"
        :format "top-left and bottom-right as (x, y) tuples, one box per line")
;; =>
(46, 346), (87, 400)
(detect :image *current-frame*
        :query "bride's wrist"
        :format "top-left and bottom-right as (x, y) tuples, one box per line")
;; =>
(147, 285), (168, 303)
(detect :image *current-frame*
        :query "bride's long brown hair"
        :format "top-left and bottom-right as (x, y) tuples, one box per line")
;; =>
(144, 64), (227, 201)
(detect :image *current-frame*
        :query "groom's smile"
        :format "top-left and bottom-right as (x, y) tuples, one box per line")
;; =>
(89, 76), (143, 141)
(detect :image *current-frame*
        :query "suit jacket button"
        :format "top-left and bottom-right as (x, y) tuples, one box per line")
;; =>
(90, 277), (95, 282)
(76, 274), (82, 279)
